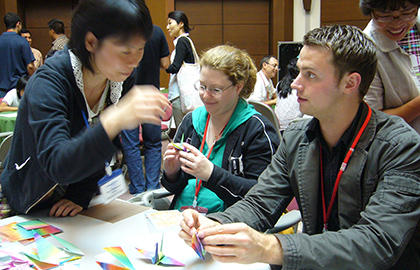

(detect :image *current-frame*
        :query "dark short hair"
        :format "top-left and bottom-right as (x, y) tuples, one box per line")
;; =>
(260, 55), (277, 69)
(168, 10), (192, 33)
(69, 0), (153, 73)
(359, 0), (420, 16)
(304, 25), (377, 99)
(20, 28), (31, 36)
(4, 12), (21, 29)
(48, 19), (65, 34)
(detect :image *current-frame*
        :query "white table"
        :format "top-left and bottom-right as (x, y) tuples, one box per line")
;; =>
(0, 201), (270, 269)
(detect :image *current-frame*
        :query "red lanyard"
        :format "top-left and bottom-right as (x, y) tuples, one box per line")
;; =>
(320, 105), (372, 232)
(192, 114), (228, 207)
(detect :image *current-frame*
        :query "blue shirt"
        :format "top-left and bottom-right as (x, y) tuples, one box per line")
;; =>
(0, 32), (35, 90)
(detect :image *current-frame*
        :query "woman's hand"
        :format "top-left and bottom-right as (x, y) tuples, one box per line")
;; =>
(100, 86), (170, 140)
(49, 199), (83, 217)
(163, 143), (183, 181)
(178, 143), (214, 181)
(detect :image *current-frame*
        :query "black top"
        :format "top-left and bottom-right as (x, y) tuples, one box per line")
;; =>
(135, 25), (170, 88)
(165, 36), (195, 74)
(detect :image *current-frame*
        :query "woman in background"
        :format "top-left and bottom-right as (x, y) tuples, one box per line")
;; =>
(161, 45), (280, 214)
(274, 57), (303, 132)
(165, 10), (197, 128)
(361, 0), (420, 134)
(0, 0), (169, 218)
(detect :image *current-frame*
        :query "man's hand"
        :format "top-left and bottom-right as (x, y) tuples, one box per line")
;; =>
(198, 223), (284, 265)
(49, 199), (83, 217)
(179, 209), (220, 246)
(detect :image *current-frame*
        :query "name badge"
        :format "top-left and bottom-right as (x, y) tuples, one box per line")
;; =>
(180, 205), (208, 214)
(98, 169), (127, 204)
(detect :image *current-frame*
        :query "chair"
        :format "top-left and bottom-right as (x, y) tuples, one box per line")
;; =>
(128, 187), (172, 210)
(248, 100), (281, 137)
(265, 198), (302, 234)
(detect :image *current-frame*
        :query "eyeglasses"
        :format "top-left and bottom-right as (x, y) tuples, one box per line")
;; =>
(372, 8), (418, 23)
(194, 80), (234, 96)
(265, 62), (279, 69)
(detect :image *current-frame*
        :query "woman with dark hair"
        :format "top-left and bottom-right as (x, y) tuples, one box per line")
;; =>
(0, 75), (28, 112)
(166, 10), (197, 128)
(274, 57), (304, 132)
(0, 0), (169, 218)
(360, 0), (420, 134)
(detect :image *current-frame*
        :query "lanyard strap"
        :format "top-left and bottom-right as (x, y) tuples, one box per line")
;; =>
(193, 114), (227, 207)
(320, 105), (372, 232)
(82, 111), (112, 175)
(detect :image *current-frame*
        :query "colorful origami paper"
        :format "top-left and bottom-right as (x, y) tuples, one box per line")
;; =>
(51, 235), (84, 256)
(96, 261), (130, 270)
(191, 232), (205, 260)
(136, 235), (184, 266)
(100, 247), (134, 270)
(0, 222), (62, 243)
(170, 133), (187, 152)
(22, 233), (83, 270)
(16, 220), (49, 230)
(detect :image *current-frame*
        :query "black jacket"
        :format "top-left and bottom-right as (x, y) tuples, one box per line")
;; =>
(161, 111), (280, 209)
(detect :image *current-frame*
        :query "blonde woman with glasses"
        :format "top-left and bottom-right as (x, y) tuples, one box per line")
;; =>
(161, 45), (280, 214)
(361, 0), (420, 134)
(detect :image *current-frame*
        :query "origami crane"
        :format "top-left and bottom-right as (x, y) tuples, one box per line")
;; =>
(191, 232), (205, 260)
(136, 235), (184, 266)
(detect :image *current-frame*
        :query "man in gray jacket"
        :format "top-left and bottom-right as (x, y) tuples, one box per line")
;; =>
(179, 25), (420, 270)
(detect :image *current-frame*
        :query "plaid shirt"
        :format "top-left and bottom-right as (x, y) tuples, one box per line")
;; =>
(398, 25), (420, 82)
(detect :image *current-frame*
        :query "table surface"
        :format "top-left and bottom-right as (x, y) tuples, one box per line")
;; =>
(0, 201), (270, 270)
(0, 111), (17, 135)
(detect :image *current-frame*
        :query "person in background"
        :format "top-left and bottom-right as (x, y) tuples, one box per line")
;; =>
(0, 75), (28, 112)
(0, 0), (169, 219)
(361, 0), (420, 134)
(45, 19), (69, 59)
(161, 45), (280, 214)
(0, 12), (35, 98)
(20, 28), (43, 69)
(274, 57), (304, 132)
(165, 10), (196, 128)
(248, 55), (279, 106)
(180, 25), (420, 269)
(121, 25), (170, 194)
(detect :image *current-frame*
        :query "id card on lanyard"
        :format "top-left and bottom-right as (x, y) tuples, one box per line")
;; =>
(82, 111), (127, 204)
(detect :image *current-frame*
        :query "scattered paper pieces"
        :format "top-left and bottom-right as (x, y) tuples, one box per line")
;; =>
(21, 233), (83, 270)
(16, 220), (49, 231)
(0, 222), (62, 243)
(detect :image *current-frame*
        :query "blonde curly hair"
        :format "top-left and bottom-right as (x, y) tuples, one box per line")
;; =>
(200, 45), (257, 99)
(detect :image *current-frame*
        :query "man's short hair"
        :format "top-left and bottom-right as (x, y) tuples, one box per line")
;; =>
(4, 12), (21, 30)
(260, 55), (277, 70)
(20, 28), (31, 36)
(304, 25), (377, 98)
(48, 19), (65, 34)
